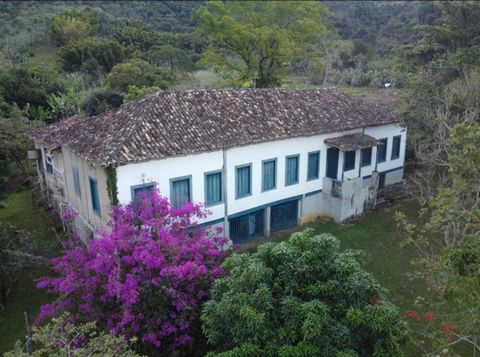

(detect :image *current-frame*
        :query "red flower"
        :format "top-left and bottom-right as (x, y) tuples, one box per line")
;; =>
(369, 296), (379, 305)
(440, 322), (457, 342)
(424, 312), (434, 322)
(404, 309), (420, 321)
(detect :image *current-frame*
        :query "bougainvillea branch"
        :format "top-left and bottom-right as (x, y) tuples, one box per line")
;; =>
(37, 190), (229, 352)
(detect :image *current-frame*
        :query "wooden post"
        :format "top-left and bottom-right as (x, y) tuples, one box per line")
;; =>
(24, 311), (32, 356)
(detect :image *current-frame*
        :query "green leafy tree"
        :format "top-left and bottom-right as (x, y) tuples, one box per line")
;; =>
(106, 59), (175, 92)
(59, 37), (130, 74)
(5, 313), (142, 357)
(202, 229), (406, 356)
(397, 123), (480, 353)
(0, 66), (63, 109)
(48, 8), (101, 46)
(0, 116), (43, 191)
(80, 91), (123, 116)
(194, 1), (330, 88)
(147, 44), (195, 73)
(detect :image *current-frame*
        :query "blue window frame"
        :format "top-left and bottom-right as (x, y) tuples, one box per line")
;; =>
(344, 150), (356, 171)
(205, 171), (223, 206)
(170, 176), (191, 208)
(391, 135), (401, 159)
(285, 155), (299, 186)
(46, 156), (53, 174)
(236, 164), (252, 199)
(89, 177), (100, 216)
(307, 151), (320, 180)
(361, 147), (372, 167)
(262, 159), (276, 191)
(377, 138), (388, 163)
(72, 166), (81, 197)
(131, 182), (156, 202)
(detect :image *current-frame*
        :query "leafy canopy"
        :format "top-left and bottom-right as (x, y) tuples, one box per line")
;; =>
(48, 8), (101, 46)
(106, 59), (175, 92)
(194, 1), (330, 88)
(202, 229), (406, 356)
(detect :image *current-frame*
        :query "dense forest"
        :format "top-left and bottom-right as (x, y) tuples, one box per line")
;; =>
(1, 1), (480, 356)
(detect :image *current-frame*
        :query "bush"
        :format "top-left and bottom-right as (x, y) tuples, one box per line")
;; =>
(5, 313), (141, 356)
(106, 59), (175, 92)
(49, 8), (101, 46)
(59, 37), (129, 74)
(37, 191), (229, 354)
(80, 91), (123, 116)
(350, 69), (372, 87)
(0, 66), (63, 108)
(124, 85), (161, 103)
(202, 229), (406, 356)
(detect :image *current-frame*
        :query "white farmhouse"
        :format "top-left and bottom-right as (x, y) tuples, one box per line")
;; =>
(27, 89), (406, 242)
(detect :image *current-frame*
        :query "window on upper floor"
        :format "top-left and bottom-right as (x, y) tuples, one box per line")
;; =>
(391, 135), (401, 160)
(307, 151), (320, 180)
(89, 177), (100, 216)
(236, 164), (252, 199)
(377, 138), (388, 163)
(262, 159), (276, 191)
(361, 147), (372, 167)
(344, 150), (356, 171)
(170, 177), (191, 208)
(72, 166), (81, 197)
(285, 155), (299, 186)
(46, 155), (53, 174)
(131, 182), (156, 202)
(205, 171), (223, 206)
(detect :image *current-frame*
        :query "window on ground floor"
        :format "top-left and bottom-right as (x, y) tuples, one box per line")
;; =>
(229, 210), (264, 243)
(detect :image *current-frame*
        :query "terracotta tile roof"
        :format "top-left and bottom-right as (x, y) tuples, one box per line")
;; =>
(27, 88), (397, 166)
(324, 133), (384, 151)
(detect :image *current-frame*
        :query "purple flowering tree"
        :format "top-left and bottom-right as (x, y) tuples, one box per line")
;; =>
(37, 191), (229, 353)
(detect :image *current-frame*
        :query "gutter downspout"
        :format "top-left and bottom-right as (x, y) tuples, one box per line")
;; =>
(222, 149), (229, 237)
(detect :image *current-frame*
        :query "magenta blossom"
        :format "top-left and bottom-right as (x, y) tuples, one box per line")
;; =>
(38, 190), (229, 352)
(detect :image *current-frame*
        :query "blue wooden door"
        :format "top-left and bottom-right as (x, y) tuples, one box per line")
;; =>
(270, 200), (298, 233)
(379, 173), (386, 188)
(326, 147), (339, 180)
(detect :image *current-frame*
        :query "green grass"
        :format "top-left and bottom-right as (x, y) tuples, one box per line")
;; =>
(0, 191), (62, 354)
(246, 200), (432, 310)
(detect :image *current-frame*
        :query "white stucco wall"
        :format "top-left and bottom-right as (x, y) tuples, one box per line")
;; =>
(115, 122), (406, 226)
(116, 150), (226, 224)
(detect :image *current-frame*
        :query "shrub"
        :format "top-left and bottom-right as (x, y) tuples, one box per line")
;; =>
(49, 8), (101, 46)
(80, 91), (123, 116)
(59, 37), (129, 74)
(37, 191), (229, 354)
(106, 59), (175, 92)
(5, 314), (141, 357)
(123, 85), (161, 103)
(202, 229), (406, 356)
